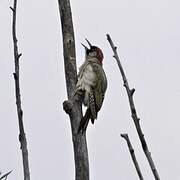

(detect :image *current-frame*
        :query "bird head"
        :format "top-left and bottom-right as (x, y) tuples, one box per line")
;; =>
(82, 39), (104, 64)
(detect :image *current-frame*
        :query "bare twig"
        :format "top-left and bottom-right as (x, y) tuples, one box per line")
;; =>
(11, 1), (30, 180)
(107, 34), (160, 180)
(121, 134), (144, 180)
(58, 0), (89, 180)
(0, 171), (12, 180)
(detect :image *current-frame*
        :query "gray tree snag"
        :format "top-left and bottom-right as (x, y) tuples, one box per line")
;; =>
(58, 0), (89, 180)
(107, 34), (160, 180)
(10, 1), (30, 180)
(121, 134), (144, 180)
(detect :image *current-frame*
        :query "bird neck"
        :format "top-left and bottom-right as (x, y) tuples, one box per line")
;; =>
(86, 57), (102, 65)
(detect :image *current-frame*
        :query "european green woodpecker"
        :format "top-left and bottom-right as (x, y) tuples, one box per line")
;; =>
(75, 39), (107, 133)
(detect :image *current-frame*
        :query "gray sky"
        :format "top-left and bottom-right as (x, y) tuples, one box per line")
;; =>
(0, 0), (180, 179)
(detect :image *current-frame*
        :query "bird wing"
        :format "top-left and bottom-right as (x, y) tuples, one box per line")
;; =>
(76, 62), (107, 125)
(91, 63), (107, 111)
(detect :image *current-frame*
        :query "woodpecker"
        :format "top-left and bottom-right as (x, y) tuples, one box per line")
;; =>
(75, 39), (107, 133)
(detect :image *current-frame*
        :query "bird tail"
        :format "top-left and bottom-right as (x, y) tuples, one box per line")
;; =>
(78, 108), (92, 134)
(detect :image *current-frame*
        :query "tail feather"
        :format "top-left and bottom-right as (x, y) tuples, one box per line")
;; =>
(91, 117), (95, 124)
(78, 108), (92, 133)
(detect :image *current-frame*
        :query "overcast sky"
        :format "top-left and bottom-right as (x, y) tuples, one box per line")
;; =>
(0, 0), (180, 179)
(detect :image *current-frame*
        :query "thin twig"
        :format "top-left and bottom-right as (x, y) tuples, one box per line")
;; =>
(58, 0), (89, 180)
(0, 171), (12, 180)
(107, 34), (160, 180)
(121, 134), (144, 180)
(11, 1), (30, 180)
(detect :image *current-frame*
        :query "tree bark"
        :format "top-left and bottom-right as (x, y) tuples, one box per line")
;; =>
(58, 0), (89, 180)
(10, 1), (30, 180)
(107, 34), (160, 180)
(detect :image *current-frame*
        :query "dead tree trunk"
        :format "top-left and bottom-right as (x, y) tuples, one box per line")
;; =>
(58, 0), (89, 180)
(10, 0), (30, 180)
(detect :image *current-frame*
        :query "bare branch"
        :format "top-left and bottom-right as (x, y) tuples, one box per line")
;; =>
(11, 0), (30, 180)
(10, 6), (14, 12)
(107, 34), (160, 180)
(121, 134), (144, 180)
(0, 171), (12, 180)
(58, 0), (89, 180)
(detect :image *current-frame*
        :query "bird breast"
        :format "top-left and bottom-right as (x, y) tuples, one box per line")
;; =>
(76, 64), (96, 93)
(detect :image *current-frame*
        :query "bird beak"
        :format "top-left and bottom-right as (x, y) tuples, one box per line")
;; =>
(81, 43), (89, 50)
(85, 38), (92, 48)
(81, 39), (93, 52)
